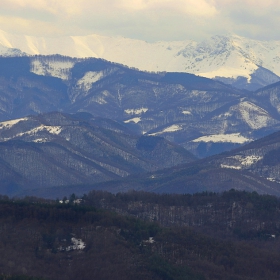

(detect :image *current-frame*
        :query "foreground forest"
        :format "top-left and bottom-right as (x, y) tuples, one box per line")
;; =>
(0, 190), (280, 279)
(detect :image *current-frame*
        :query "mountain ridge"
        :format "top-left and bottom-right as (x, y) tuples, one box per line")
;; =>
(2, 55), (280, 157)
(1, 30), (280, 90)
(0, 111), (196, 196)
(40, 126), (280, 199)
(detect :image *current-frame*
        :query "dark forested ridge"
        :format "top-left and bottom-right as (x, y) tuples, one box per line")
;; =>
(84, 189), (280, 240)
(48, 161), (279, 198)
(1, 190), (280, 279)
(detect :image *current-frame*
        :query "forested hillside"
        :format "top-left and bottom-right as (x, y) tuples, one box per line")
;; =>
(1, 191), (280, 279)
(1, 55), (280, 157)
(0, 112), (195, 196)
(84, 189), (280, 240)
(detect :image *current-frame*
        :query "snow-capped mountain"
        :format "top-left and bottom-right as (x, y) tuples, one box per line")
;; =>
(0, 30), (280, 90)
(0, 44), (25, 57)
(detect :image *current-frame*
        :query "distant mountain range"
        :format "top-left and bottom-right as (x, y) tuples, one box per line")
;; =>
(0, 55), (279, 196)
(0, 110), (277, 198)
(76, 127), (280, 198)
(0, 112), (195, 196)
(1, 56), (280, 158)
(1, 30), (280, 90)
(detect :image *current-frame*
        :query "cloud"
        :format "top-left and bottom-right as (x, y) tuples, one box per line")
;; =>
(0, 0), (279, 41)
(0, 0), (82, 17)
(0, 0), (218, 18)
(213, 0), (280, 40)
(117, 0), (218, 16)
(0, 15), (67, 37)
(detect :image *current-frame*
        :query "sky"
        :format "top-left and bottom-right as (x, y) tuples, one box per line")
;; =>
(0, 0), (279, 42)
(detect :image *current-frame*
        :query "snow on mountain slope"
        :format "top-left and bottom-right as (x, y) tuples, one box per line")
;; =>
(0, 45), (25, 57)
(76, 71), (104, 91)
(124, 108), (149, 115)
(124, 117), (141, 124)
(31, 56), (75, 80)
(192, 133), (251, 144)
(149, 125), (183, 136)
(0, 117), (63, 142)
(1, 29), (280, 87)
(208, 129), (280, 183)
(0, 117), (29, 129)
(230, 101), (276, 129)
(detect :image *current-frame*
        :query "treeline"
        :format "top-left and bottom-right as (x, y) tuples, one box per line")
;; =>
(82, 189), (280, 240)
(84, 188), (280, 209)
(0, 275), (43, 280)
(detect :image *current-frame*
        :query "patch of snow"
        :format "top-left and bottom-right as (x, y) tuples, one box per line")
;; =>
(61, 200), (70, 204)
(231, 155), (263, 166)
(15, 125), (62, 138)
(124, 108), (148, 115)
(58, 237), (86, 252)
(220, 155), (262, 171)
(220, 164), (242, 170)
(74, 199), (82, 204)
(237, 101), (273, 129)
(149, 124), (182, 135)
(32, 138), (48, 143)
(71, 237), (86, 250)
(162, 125), (182, 133)
(89, 95), (107, 104)
(182, 110), (192, 115)
(124, 117), (141, 124)
(143, 237), (155, 244)
(0, 117), (28, 129)
(192, 133), (250, 144)
(199, 65), (257, 81)
(102, 90), (110, 96)
(224, 112), (232, 117)
(31, 58), (75, 80)
(214, 112), (233, 119)
(267, 177), (276, 182)
(44, 126), (62, 135)
(77, 71), (104, 91)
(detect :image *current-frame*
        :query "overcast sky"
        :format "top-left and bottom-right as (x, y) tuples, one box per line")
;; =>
(0, 0), (279, 42)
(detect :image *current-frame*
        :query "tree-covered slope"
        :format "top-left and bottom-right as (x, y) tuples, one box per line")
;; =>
(1, 192), (280, 279)
(0, 112), (195, 195)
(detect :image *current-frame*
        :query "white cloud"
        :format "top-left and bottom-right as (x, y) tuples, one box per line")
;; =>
(0, 0), (83, 17)
(117, 0), (218, 16)
(4, 0), (217, 16)
(0, 0), (279, 41)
